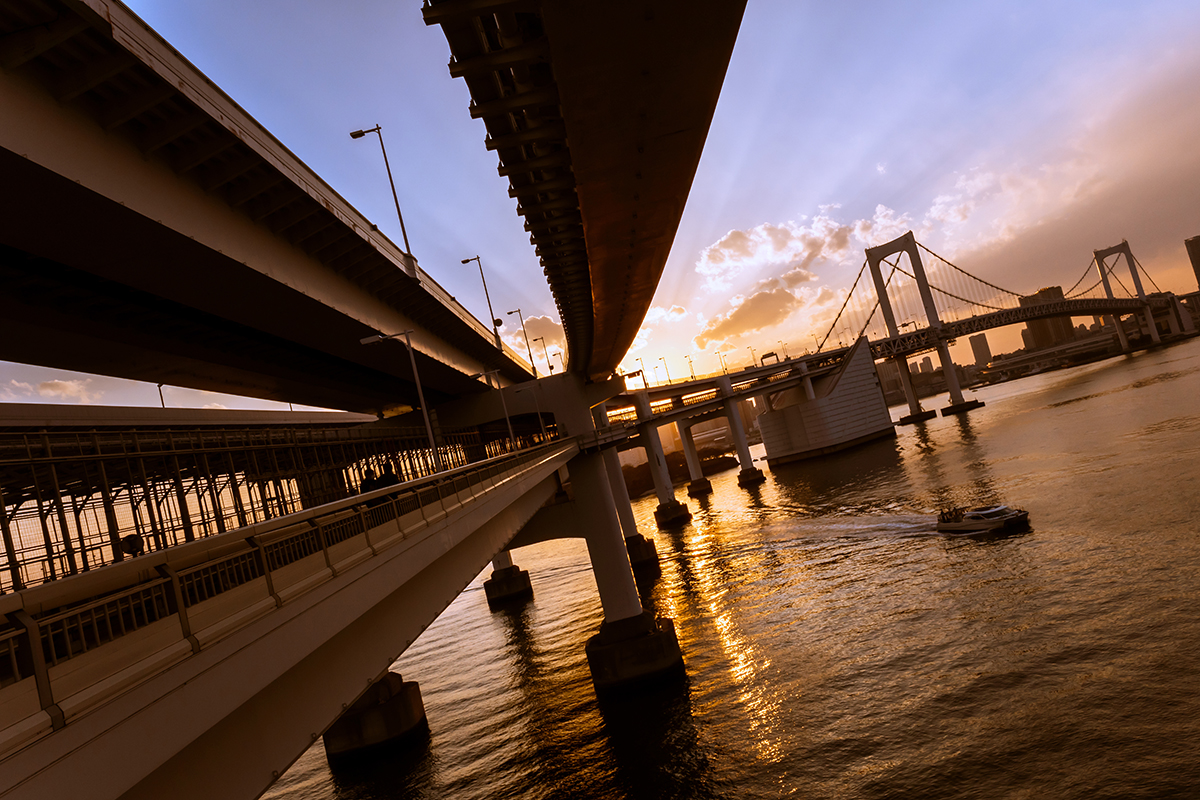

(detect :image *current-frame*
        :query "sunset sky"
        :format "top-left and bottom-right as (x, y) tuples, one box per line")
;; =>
(4, 0), (1200, 407)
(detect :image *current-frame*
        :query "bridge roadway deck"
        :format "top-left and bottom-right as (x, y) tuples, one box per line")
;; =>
(868, 296), (1171, 358)
(602, 351), (849, 431)
(0, 0), (532, 414)
(0, 441), (576, 800)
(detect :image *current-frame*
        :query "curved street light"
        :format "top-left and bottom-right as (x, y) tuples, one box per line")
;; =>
(685, 354), (696, 381)
(533, 336), (552, 373)
(349, 125), (411, 256)
(659, 356), (672, 384)
(461, 255), (501, 348)
(506, 308), (537, 378)
(359, 330), (441, 471)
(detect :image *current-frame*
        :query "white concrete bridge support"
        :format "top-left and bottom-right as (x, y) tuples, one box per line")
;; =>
(866, 231), (982, 418)
(678, 422), (713, 497)
(540, 374), (683, 689)
(631, 392), (692, 527)
(716, 377), (765, 487)
(601, 444), (660, 573)
(892, 355), (933, 423)
(571, 451), (683, 689)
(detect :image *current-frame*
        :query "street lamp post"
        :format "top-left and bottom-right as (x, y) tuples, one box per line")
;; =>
(360, 330), (442, 471)
(349, 125), (411, 256)
(779, 340), (788, 358)
(461, 256), (502, 348)
(515, 386), (547, 440)
(748, 345), (757, 368)
(685, 354), (696, 380)
(636, 357), (647, 387)
(659, 356), (672, 384)
(533, 336), (552, 373)
(716, 351), (727, 374)
(469, 370), (514, 448)
(555, 351), (566, 372)
(506, 308), (537, 378)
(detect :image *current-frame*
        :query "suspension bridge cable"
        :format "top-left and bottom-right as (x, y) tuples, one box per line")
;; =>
(890, 262), (1009, 311)
(916, 242), (1024, 299)
(1105, 260), (1137, 298)
(1063, 257), (1098, 297)
(817, 256), (902, 352)
(1132, 254), (1163, 293)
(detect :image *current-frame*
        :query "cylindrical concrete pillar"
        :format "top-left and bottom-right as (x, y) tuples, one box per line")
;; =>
(717, 376), (765, 487)
(678, 421), (712, 497)
(572, 452), (643, 623)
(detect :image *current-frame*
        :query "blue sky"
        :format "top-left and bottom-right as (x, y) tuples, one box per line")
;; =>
(4, 0), (1199, 405)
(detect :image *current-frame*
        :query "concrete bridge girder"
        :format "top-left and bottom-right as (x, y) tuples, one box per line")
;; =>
(1, 448), (573, 800)
(0, 7), (530, 414)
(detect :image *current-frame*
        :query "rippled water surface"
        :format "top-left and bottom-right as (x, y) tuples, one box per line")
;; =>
(266, 339), (1200, 799)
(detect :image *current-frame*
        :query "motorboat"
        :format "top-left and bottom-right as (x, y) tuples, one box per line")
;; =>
(936, 505), (1029, 533)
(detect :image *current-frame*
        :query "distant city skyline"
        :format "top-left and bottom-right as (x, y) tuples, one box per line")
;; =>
(3, 0), (1199, 407)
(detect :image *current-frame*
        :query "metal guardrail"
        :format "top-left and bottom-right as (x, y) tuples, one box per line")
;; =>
(0, 442), (574, 748)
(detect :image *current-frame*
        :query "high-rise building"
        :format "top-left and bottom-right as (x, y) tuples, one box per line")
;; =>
(920, 356), (934, 374)
(969, 333), (992, 367)
(1186, 235), (1200, 291)
(1019, 286), (1076, 350)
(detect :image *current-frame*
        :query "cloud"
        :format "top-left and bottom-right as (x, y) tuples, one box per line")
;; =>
(642, 305), (690, 326)
(695, 214), (855, 291)
(36, 379), (99, 404)
(501, 314), (567, 371)
(0, 380), (34, 401)
(852, 205), (915, 248)
(921, 48), (1200, 294)
(693, 287), (804, 348)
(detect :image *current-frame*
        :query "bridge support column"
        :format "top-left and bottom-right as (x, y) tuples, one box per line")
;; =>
(573, 451), (683, 691)
(935, 340), (984, 416)
(717, 377), (765, 487)
(893, 356), (935, 424)
(866, 233), (938, 424)
(322, 672), (428, 764)
(600, 440), (660, 574)
(678, 422), (712, 497)
(632, 393), (691, 528)
(483, 550), (533, 607)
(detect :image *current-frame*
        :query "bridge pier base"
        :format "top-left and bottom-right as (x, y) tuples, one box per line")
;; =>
(484, 551), (533, 607)
(585, 610), (684, 692)
(941, 399), (985, 416)
(322, 672), (428, 765)
(624, 533), (661, 574)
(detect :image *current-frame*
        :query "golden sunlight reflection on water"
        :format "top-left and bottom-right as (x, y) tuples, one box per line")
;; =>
(267, 339), (1200, 800)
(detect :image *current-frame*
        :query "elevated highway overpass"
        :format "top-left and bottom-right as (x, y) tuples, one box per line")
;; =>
(1, 0), (751, 796)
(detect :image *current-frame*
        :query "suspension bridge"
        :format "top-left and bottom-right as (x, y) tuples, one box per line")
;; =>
(811, 231), (1196, 422)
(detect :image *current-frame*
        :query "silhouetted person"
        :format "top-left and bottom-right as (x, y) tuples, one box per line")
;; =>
(360, 468), (380, 494)
(121, 534), (144, 558)
(379, 464), (400, 488)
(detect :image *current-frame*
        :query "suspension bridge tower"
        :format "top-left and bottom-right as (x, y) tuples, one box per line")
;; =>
(1093, 240), (1160, 351)
(866, 231), (984, 422)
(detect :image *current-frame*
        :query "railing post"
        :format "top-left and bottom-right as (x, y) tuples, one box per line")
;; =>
(8, 610), (63, 730)
(247, 536), (281, 607)
(156, 564), (200, 654)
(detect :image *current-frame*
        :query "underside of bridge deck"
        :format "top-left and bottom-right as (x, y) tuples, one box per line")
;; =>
(425, 0), (748, 380)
